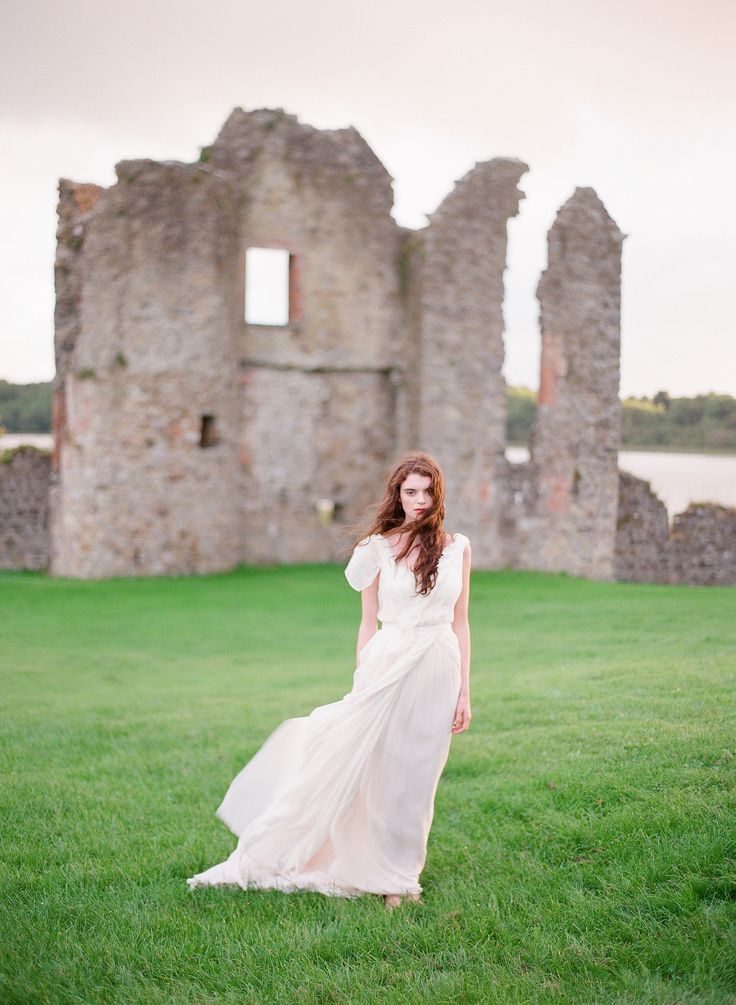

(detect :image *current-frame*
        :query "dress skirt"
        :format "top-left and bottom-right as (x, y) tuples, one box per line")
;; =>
(186, 621), (462, 899)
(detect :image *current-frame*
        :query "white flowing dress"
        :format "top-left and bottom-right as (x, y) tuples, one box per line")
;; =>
(186, 531), (468, 899)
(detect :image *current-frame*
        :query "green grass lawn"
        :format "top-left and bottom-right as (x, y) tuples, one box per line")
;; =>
(1, 563), (735, 1005)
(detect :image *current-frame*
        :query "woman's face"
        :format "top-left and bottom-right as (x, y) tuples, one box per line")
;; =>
(399, 473), (433, 523)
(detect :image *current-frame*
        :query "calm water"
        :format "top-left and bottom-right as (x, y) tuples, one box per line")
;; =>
(2, 434), (53, 450)
(4, 435), (735, 522)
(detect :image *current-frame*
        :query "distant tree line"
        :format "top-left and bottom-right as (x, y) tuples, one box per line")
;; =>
(507, 386), (736, 452)
(2, 379), (735, 453)
(506, 386), (537, 445)
(0, 380), (53, 434)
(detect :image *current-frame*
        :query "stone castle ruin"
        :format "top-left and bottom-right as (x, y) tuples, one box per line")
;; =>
(1, 107), (734, 584)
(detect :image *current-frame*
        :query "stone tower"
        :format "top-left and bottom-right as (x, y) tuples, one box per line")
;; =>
(522, 188), (625, 578)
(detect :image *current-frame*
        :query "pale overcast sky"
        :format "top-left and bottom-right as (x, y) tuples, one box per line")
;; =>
(1, 0), (734, 396)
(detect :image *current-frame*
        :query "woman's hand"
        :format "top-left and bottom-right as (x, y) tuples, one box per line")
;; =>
(451, 690), (471, 734)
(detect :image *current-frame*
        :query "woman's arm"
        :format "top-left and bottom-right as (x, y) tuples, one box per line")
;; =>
(451, 541), (472, 733)
(356, 572), (379, 665)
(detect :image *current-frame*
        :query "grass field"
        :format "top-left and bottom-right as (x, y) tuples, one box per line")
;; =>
(1, 562), (735, 1004)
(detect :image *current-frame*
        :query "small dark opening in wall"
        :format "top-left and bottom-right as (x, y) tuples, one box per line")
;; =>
(200, 414), (219, 448)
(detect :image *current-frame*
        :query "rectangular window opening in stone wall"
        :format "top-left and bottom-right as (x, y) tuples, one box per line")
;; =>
(199, 414), (219, 448)
(245, 246), (301, 326)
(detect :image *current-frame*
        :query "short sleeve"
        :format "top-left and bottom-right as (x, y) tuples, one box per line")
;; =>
(344, 535), (380, 591)
(450, 532), (470, 557)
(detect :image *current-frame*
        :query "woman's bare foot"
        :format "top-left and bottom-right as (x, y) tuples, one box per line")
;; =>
(383, 892), (421, 910)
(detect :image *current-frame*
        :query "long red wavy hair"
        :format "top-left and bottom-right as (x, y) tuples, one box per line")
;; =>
(346, 452), (447, 596)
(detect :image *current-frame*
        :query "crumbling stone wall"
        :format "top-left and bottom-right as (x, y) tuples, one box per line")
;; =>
(614, 471), (671, 582)
(615, 471), (736, 585)
(0, 446), (51, 570)
(406, 158), (528, 567)
(50, 108), (404, 577)
(670, 503), (736, 585)
(51, 162), (243, 577)
(509, 188), (625, 580)
(211, 109), (404, 562)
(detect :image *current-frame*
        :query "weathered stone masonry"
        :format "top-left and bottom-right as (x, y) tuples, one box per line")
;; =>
(3, 105), (734, 584)
(409, 159), (529, 570)
(503, 188), (625, 580)
(615, 472), (736, 586)
(0, 446), (51, 570)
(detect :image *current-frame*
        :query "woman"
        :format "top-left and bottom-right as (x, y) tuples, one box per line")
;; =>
(187, 452), (472, 908)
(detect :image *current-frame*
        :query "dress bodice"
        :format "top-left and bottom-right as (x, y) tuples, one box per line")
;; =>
(344, 533), (469, 628)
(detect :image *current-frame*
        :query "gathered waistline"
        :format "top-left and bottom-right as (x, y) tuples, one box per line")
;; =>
(379, 621), (454, 635)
